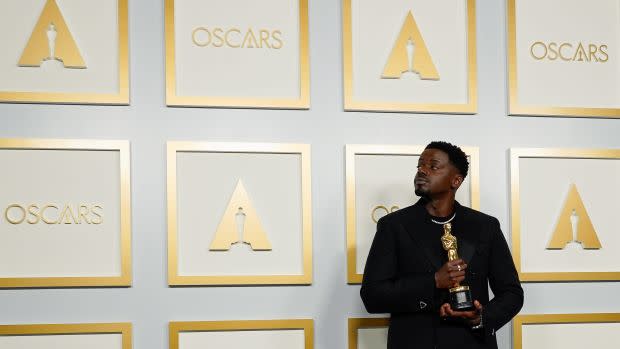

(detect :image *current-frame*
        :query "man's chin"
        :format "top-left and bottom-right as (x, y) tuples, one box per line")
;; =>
(414, 188), (429, 198)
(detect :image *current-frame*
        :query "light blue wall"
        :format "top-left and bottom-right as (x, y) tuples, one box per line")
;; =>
(1, 0), (619, 348)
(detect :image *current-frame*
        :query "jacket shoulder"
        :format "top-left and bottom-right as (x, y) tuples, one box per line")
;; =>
(460, 205), (499, 225)
(376, 204), (419, 226)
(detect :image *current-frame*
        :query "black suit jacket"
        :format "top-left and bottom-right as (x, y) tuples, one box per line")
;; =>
(360, 199), (523, 349)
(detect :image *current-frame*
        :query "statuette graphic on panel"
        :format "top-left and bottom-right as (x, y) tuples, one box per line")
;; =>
(19, 0), (86, 68)
(0, 0), (129, 104)
(547, 183), (601, 250)
(382, 11), (438, 80)
(511, 148), (620, 282)
(167, 142), (312, 285)
(210, 180), (272, 251)
(343, 0), (477, 113)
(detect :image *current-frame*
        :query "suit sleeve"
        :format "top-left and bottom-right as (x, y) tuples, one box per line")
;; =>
(481, 218), (524, 337)
(360, 217), (436, 314)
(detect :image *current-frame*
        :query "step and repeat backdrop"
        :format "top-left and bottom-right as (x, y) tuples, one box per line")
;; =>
(0, 0), (619, 349)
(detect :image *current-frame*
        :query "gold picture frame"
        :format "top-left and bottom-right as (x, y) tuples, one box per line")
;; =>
(170, 319), (313, 349)
(167, 142), (312, 285)
(348, 318), (389, 349)
(0, 0), (129, 105)
(345, 144), (480, 284)
(164, 0), (310, 109)
(0, 323), (132, 349)
(0, 138), (132, 288)
(513, 313), (620, 349)
(343, 0), (477, 113)
(507, 0), (620, 118)
(510, 148), (620, 281)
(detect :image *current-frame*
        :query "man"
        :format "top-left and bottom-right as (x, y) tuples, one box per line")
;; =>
(360, 141), (523, 349)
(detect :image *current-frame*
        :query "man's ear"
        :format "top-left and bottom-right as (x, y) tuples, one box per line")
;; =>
(451, 174), (464, 190)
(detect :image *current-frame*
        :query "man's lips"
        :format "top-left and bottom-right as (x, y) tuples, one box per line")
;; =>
(415, 178), (428, 185)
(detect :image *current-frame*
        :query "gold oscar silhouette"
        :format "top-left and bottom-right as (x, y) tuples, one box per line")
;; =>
(19, 0), (86, 68)
(382, 11), (439, 80)
(209, 179), (272, 251)
(441, 222), (473, 311)
(547, 183), (601, 250)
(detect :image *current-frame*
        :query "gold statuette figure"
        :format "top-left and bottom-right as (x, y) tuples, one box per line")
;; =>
(441, 223), (473, 311)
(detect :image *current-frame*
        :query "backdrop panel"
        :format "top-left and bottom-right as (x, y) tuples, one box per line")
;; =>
(511, 148), (620, 281)
(167, 142), (312, 285)
(0, 323), (131, 349)
(165, 0), (309, 108)
(508, 0), (620, 117)
(170, 320), (312, 349)
(0, 139), (131, 288)
(513, 314), (620, 349)
(0, 0), (129, 104)
(343, 0), (477, 113)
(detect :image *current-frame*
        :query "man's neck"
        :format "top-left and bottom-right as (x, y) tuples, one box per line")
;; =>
(424, 195), (455, 217)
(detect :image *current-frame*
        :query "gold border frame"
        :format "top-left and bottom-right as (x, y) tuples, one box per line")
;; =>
(0, 323), (132, 349)
(0, 0), (129, 105)
(170, 319), (314, 349)
(507, 0), (620, 118)
(167, 142), (312, 285)
(513, 313), (620, 349)
(345, 144), (480, 284)
(170, 319), (313, 349)
(348, 318), (389, 349)
(342, 0), (477, 114)
(164, 0), (310, 109)
(510, 148), (620, 281)
(0, 138), (132, 288)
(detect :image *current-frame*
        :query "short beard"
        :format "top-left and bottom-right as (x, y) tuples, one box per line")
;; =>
(414, 187), (429, 198)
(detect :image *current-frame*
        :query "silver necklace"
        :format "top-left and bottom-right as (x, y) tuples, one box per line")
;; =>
(430, 212), (456, 225)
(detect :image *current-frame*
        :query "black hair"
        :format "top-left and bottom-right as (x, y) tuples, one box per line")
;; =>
(425, 141), (469, 179)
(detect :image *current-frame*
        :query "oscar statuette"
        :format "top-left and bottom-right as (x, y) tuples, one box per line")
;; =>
(441, 222), (474, 311)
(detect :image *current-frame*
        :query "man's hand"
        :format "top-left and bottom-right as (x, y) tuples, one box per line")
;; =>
(434, 259), (467, 289)
(439, 300), (483, 326)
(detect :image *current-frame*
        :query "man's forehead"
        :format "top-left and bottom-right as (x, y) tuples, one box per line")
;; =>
(419, 148), (449, 161)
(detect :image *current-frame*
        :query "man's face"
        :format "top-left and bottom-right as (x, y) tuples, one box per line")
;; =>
(414, 148), (462, 199)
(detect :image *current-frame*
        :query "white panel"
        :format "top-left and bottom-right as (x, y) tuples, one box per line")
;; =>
(0, 0), (120, 94)
(174, 0), (300, 98)
(358, 328), (388, 349)
(355, 154), (472, 274)
(176, 152), (303, 276)
(352, 0), (468, 104)
(0, 333), (122, 349)
(522, 322), (620, 349)
(519, 157), (620, 272)
(516, 0), (620, 108)
(179, 330), (304, 349)
(0, 149), (122, 277)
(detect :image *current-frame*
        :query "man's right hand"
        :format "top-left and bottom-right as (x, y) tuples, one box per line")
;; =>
(435, 259), (467, 289)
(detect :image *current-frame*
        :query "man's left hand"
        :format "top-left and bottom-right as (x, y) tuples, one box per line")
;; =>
(439, 300), (483, 326)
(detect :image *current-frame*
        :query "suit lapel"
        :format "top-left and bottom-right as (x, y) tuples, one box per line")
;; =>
(454, 202), (477, 264)
(458, 234), (476, 264)
(401, 200), (444, 270)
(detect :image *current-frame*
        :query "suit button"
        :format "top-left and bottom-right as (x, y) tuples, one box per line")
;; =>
(419, 301), (427, 309)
